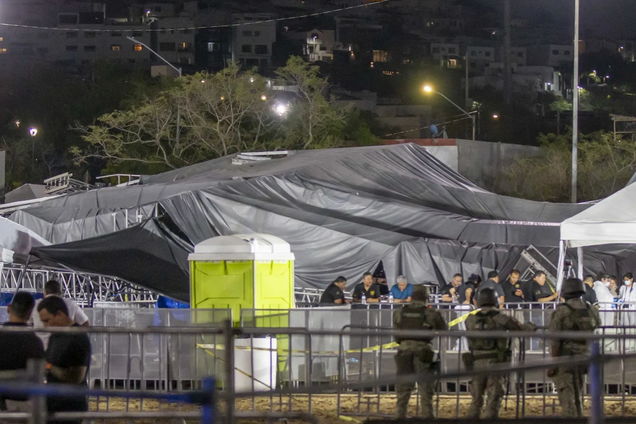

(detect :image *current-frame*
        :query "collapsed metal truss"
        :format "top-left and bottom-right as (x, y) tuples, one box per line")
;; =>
(0, 265), (157, 307)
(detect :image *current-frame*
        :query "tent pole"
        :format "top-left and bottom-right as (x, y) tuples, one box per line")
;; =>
(577, 247), (584, 280)
(556, 240), (566, 292)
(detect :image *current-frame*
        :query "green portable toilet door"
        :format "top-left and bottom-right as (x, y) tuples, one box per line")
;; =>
(191, 261), (254, 319)
(254, 261), (294, 310)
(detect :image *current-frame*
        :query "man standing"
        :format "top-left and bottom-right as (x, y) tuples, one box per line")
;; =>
(441, 274), (463, 303)
(393, 286), (447, 419)
(583, 276), (598, 305)
(320, 276), (348, 305)
(502, 270), (524, 304)
(523, 271), (559, 303)
(0, 292), (45, 413)
(464, 289), (536, 419)
(32, 280), (90, 348)
(474, 271), (505, 308)
(593, 273), (615, 326)
(548, 278), (600, 418)
(37, 296), (91, 424)
(389, 275), (413, 303)
(352, 272), (381, 303)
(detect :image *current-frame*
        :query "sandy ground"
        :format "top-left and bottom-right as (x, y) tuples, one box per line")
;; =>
(97, 394), (636, 424)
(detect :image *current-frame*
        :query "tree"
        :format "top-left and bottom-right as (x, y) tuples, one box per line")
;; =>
(549, 96), (572, 136)
(499, 131), (636, 202)
(73, 57), (358, 172)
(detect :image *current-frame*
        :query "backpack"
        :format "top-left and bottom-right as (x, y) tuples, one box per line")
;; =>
(558, 302), (596, 355)
(395, 305), (434, 343)
(469, 310), (504, 351)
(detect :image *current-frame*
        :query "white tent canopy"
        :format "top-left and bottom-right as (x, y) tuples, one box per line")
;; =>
(0, 216), (50, 263)
(557, 183), (636, 289)
(561, 183), (636, 248)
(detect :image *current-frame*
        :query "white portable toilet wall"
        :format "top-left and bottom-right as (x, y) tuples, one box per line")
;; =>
(188, 234), (295, 324)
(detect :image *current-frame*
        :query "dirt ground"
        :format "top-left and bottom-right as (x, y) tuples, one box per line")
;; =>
(97, 394), (636, 424)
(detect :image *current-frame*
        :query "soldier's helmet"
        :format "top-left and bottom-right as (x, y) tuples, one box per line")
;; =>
(411, 285), (428, 302)
(562, 278), (585, 298)
(477, 288), (498, 307)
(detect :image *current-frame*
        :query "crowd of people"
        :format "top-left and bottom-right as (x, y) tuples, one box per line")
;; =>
(319, 268), (636, 311)
(393, 279), (600, 420)
(0, 280), (91, 424)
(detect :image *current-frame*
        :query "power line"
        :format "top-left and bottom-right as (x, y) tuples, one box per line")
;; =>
(0, 0), (389, 33)
(383, 112), (476, 138)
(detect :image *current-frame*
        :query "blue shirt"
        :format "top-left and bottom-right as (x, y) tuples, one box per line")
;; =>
(390, 284), (413, 300)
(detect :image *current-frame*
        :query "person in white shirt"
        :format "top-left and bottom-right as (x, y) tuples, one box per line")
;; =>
(593, 273), (615, 327)
(31, 280), (90, 349)
(620, 273), (636, 327)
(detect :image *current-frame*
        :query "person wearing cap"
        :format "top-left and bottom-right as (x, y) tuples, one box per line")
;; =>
(547, 278), (600, 418)
(393, 285), (447, 419)
(464, 288), (536, 419)
(320, 277), (349, 305)
(474, 271), (504, 309)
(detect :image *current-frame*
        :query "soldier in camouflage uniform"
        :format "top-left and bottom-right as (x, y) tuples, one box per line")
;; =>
(548, 278), (600, 418)
(393, 285), (447, 419)
(464, 288), (536, 419)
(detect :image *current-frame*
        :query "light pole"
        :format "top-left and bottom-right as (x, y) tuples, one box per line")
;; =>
(127, 37), (183, 147)
(29, 127), (38, 169)
(424, 85), (476, 140)
(571, 0), (580, 203)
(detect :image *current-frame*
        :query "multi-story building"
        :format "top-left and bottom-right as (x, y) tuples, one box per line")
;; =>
(527, 44), (574, 68)
(497, 46), (527, 67)
(285, 28), (341, 62)
(231, 13), (276, 70)
(430, 42), (460, 68)
(466, 45), (495, 74)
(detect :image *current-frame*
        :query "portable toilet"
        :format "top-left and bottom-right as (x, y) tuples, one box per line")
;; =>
(188, 234), (295, 324)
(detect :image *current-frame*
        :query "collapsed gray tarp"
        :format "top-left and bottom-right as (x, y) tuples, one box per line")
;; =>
(9, 144), (598, 292)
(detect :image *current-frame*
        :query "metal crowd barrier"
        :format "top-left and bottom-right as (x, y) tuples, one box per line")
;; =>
(2, 319), (636, 423)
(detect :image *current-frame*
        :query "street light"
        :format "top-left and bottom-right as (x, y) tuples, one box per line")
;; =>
(29, 128), (38, 137)
(492, 114), (499, 119)
(423, 85), (476, 140)
(571, 0), (580, 203)
(127, 37), (183, 148)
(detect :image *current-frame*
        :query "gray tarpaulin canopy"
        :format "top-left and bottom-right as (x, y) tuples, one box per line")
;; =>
(13, 143), (602, 298)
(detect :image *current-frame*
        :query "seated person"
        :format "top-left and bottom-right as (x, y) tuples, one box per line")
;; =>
(441, 274), (463, 303)
(320, 276), (349, 305)
(352, 272), (381, 303)
(389, 275), (413, 303)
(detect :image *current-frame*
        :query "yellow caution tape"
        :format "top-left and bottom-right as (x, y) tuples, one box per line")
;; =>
(448, 308), (481, 327)
(338, 416), (362, 423)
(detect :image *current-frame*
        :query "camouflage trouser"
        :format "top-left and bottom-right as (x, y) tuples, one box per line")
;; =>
(552, 366), (584, 418)
(394, 348), (435, 419)
(467, 358), (505, 419)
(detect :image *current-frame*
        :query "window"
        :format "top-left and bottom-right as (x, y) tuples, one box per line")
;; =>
(154, 6), (162, 12)
(260, 58), (268, 67)
(133, 44), (143, 51)
(564, 50), (571, 55)
(84, 31), (96, 38)
(111, 44), (122, 51)
(37, 47), (48, 55)
(128, 59), (136, 63)
(471, 62), (477, 68)
(254, 31), (260, 36)
(485, 51), (491, 57)
(66, 31), (78, 38)
(111, 31), (122, 37)
(245, 58), (259, 67)
(0, 48), (6, 54)
(242, 30), (253, 36)
(178, 29), (190, 34)
(133, 30), (143, 37)
(81, 60), (90, 64)
(471, 51), (476, 56)
(179, 57), (191, 64)
(517, 51), (523, 57)
(373, 50), (388, 62)
(84, 45), (96, 52)
(448, 58), (457, 69)
(58, 14), (78, 25)
(66, 45), (78, 52)
(241, 44), (252, 53)
(552, 49), (559, 55)
(0, 37), (3, 42)
(432, 47), (440, 54)
(448, 47), (456, 54)
(207, 42), (216, 52)
(255, 45), (268, 54)
(159, 42), (176, 51)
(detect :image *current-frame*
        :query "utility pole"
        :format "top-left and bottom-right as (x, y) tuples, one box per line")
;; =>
(571, 0), (580, 203)
(503, 0), (512, 106)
